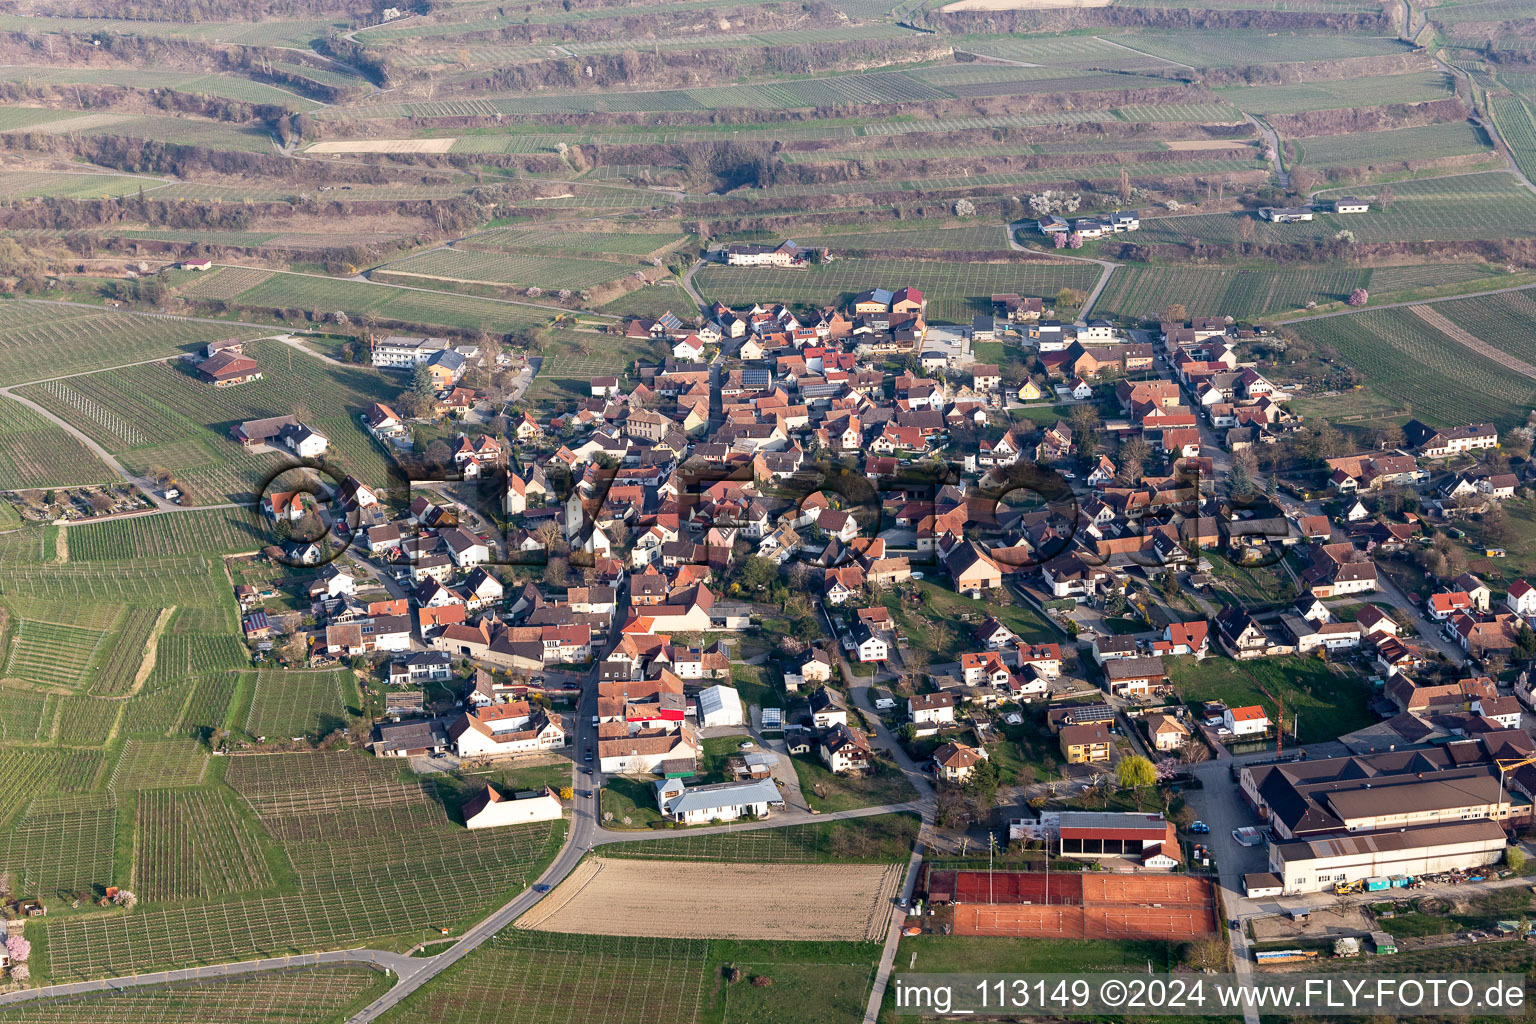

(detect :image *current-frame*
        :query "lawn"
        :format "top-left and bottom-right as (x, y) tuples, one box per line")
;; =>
(602, 813), (920, 863)
(1165, 655), (1375, 744)
(883, 579), (1060, 659)
(791, 754), (916, 813)
(730, 662), (781, 712)
(599, 775), (664, 829)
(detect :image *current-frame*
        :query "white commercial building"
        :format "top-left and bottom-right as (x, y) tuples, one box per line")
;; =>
(1268, 820), (1506, 893)
(696, 684), (745, 728)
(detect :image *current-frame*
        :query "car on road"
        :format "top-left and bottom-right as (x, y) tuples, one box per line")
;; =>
(1190, 821), (1210, 834)
(532, 884), (551, 893)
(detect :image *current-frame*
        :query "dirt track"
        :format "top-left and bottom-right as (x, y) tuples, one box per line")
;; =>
(308, 139), (457, 154)
(516, 857), (903, 941)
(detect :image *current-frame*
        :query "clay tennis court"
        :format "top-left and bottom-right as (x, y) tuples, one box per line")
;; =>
(925, 869), (1217, 940)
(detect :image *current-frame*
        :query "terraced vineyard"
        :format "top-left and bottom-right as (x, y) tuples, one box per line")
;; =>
(461, 229), (686, 258)
(0, 749), (104, 826)
(1136, 173), (1536, 245)
(694, 258), (1100, 322)
(214, 272), (572, 332)
(1490, 94), (1536, 183)
(0, 966), (388, 1022)
(0, 305), (254, 386)
(1431, 288), (1536, 367)
(1296, 121), (1492, 167)
(110, 738), (211, 791)
(376, 248), (637, 291)
(1091, 265), (1370, 319)
(1214, 71), (1455, 114)
(242, 669), (355, 740)
(67, 508), (264, 561)
(1292, 305), (1536, 428)
(4, 618), (110, 688)
(88, 607), (164, 697)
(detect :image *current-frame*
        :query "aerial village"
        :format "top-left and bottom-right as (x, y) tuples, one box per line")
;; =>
(219, 258), (1536, 962)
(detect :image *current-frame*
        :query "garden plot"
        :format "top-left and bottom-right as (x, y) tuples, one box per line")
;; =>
(518, 857), (903, 941)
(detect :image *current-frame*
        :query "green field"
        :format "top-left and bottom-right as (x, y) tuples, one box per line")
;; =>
(0, 966), (389, 1023)
(1292, 303), (1536, 429)
(1137, 172), (1536, 245)
(1214, 71), (1455, 114)
(693, 259), (1099, 322)
(1296, 121), (1492, 168)
(1167, 655), (1375, 743)
(749, 224), (1009, 253)
(381, 931), (881, 1024)
(376, 247), (637, 291)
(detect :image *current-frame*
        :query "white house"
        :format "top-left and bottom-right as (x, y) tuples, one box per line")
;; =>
(1222, 705), (1269, 737)
(462, 785), (564, 829)
(654, 777), (780, 825)
(697, 684), (745, 728)
(1506, 580), (1536, 617)
(909, 692), (956, 728)
(450, 703), (566, 758)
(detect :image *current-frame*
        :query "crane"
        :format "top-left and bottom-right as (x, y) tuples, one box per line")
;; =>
(1493, 753), (1536, 830)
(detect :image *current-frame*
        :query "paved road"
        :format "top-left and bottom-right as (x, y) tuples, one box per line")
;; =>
(820, 617), (939, 1024)
(1005, 220), (1120, 316)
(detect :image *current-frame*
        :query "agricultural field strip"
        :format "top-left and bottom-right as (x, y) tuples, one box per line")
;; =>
(1291, 304), (1536, 429)
(135, 788), (273, 903)
(375, 248), (641, 290)
(3, 617), (111, 688)
(88, 606), (163, 697)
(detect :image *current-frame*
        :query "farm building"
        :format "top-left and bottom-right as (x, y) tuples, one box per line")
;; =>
(1259, 207), (1315, 223)
(450, 702), (566, 758)
(181, 258), (213, 271)
(462, 784), (564, 829)
(370, 719), (448, 758)
(1332, 197), (1370, 214)
(723, 240), (807, 267)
